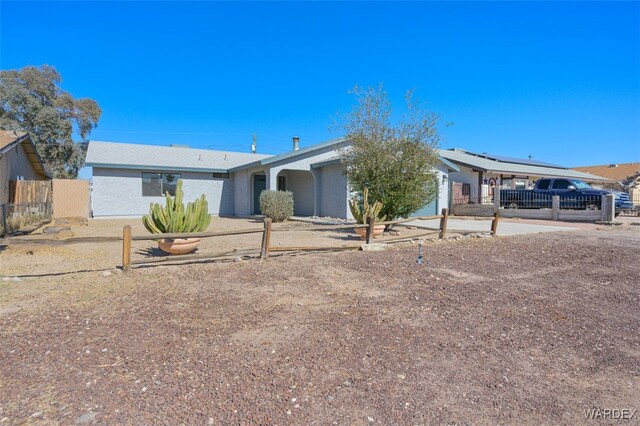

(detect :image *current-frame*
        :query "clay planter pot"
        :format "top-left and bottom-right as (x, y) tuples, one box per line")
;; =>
(157, 238), (201, 255)
(354, 224), (385, 240)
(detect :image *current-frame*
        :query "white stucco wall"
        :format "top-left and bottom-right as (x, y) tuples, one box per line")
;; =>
(91, 168), (234, 217)
(436, 165), (450, 214)
(449, 165), (480, 202)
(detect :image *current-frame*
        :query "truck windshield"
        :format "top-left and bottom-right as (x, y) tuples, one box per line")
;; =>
(570, 180), (592, 189)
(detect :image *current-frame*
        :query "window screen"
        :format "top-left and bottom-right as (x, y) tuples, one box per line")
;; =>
(142, 173), (162, 196)
(142, 173), (181, 196)
(212, 172), (230, 179)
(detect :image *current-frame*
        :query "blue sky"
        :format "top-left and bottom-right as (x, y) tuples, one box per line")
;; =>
(1, 1), (639, 179)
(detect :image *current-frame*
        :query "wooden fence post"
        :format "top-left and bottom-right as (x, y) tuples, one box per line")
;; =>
(439, 208), (449, 239)
(0, 204), (7, 237)
(365, 216), (375, 245)
(260, 218), (272, 259)
(491, 212), (499, 236)
(122, 225), (131, 272)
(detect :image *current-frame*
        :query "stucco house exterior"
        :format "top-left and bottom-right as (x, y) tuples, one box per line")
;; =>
(439, 148), (611, 205)
(0, 130), (50, 205)
(85, 137), (457, 219)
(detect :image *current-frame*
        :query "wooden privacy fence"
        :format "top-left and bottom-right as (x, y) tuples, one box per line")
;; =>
(120, 208), (500, 271)
(9, 180), (52, 204)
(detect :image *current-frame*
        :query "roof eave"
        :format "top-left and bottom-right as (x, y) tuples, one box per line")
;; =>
(438, 157), (460, 172)
(230, 137), (349, 172)
(86, 162), (230, 174)
(0, 133), (51, 178)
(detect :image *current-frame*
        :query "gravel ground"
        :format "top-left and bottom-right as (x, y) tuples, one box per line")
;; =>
(0, 224), (639, 424)
(0, 217), (446, 277)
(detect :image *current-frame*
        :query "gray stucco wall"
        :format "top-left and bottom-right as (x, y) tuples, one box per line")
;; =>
(318, 163), (349, 218)
(281, 170), (315, 216)
(0, 142), (47, 205)
(91, 168), (233, 217)
(232, 169), (252, 216)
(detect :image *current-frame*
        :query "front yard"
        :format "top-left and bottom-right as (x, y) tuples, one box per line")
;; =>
(0, 224), (639, 423)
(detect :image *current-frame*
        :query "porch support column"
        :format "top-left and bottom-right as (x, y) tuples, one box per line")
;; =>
(266, 167), (280, 191)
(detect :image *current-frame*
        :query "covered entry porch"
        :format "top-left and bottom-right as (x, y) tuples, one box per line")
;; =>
(250, 169), (317, 217)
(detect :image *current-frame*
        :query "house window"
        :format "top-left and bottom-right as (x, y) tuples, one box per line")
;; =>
(142, 172), (181, 196)
(515, 179), (528, 189)
(277, 176), (286, 191)
(212, 172), (230, 179)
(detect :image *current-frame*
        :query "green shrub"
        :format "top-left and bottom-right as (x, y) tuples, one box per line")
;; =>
(259, 190), (294, 222)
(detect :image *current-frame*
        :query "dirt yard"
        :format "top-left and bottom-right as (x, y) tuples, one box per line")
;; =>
(0, 222), (639, 424)
(0, 217), (450, 277)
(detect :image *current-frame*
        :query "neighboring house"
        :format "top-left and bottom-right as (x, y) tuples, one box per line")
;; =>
(0, 130), (50, 205)
(85, 137), (458, 219)
(573, 163), (640, 191)
(439, 148), (611, 205)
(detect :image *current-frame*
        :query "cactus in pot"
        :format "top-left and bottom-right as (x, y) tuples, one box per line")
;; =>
(142, 180), (211, 254)
(349, 188), (386, 239)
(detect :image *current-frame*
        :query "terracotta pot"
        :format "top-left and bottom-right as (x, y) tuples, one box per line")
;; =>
(157, 238), (201, 255)
(354, 224), (386, 240)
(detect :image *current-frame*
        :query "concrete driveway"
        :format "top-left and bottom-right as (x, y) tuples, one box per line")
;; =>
(406, 217), (583, 236)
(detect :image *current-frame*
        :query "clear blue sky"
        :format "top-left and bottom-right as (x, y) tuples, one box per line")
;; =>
(2, 1), (639, 177)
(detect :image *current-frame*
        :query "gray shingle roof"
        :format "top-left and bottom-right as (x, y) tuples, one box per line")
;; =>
(85, 141), (271, 172)
(440, 149), (611, 182)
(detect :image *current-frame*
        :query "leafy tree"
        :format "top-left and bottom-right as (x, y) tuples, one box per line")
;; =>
(339, 84), (444, 220)
(0, 65), (101, 178)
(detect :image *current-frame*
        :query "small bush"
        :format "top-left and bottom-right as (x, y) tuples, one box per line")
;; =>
(259, 190), (294, 222)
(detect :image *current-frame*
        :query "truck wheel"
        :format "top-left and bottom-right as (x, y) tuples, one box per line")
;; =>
(585, 204), (599, 210)
(508, 202), (519, 209)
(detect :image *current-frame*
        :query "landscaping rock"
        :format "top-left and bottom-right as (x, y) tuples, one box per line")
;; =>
(361, 243), (386, 252)
(75, 412), (97, 424)
(42, 226), (71, 234)
(100, 271), (112, 277)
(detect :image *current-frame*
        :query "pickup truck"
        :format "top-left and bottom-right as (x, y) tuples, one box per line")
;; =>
(499, 178), (633, 214)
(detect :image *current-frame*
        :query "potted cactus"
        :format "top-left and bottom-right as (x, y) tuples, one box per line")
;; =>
(349, 188), (387, 239)
(142, 180), (211, 254)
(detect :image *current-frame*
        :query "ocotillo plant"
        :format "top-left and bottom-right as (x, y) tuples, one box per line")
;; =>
(142, 180), (211, 234)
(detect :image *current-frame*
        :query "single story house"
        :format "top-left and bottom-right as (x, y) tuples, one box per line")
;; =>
(0, 130), (50, 205)
(85, 137), (458, 219)
(439, 148), (611, 205)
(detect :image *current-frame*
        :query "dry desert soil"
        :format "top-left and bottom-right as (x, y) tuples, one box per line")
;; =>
(0, 221), (639, 424)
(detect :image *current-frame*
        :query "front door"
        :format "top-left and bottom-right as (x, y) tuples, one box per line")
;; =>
(253, 175), (266, 214)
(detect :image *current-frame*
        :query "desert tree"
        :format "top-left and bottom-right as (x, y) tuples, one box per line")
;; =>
(339, 84), (444, 220)
(0, 65), (102, 178)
